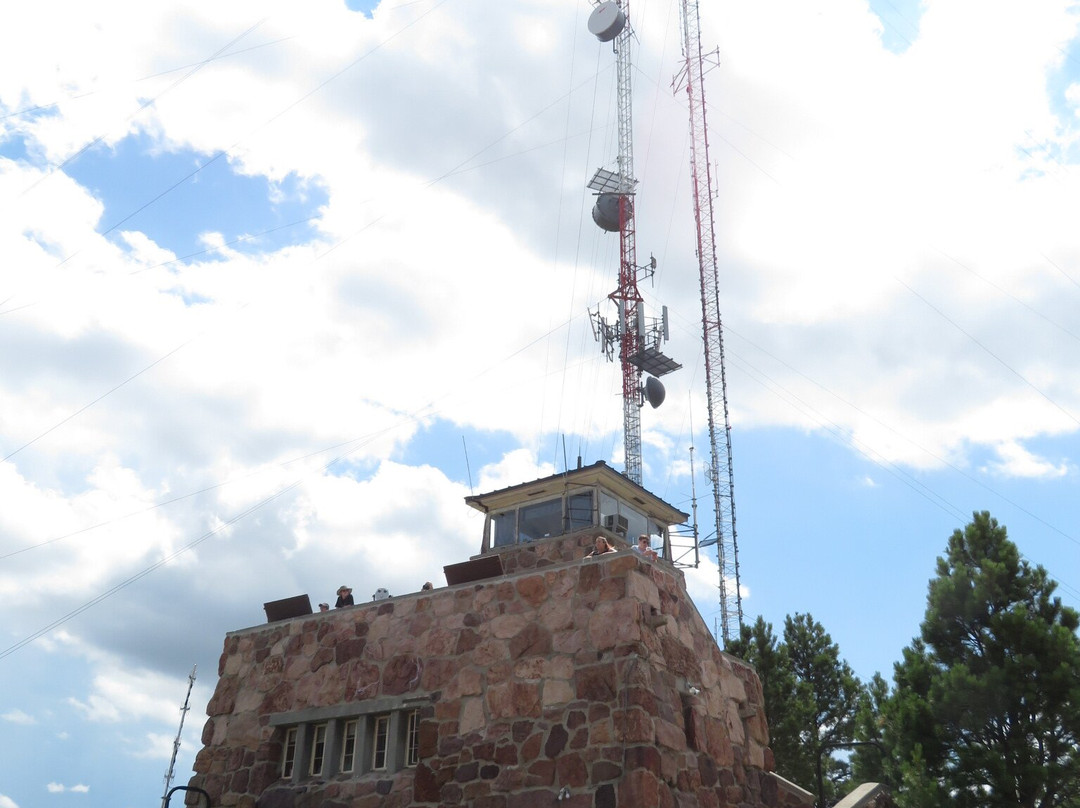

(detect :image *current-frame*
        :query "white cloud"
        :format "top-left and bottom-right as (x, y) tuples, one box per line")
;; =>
(45, 784), (89, 795)
(982, 441), (1071, 479)
(0, 794), (18, 808)
(131, 732), (176, 761)
(1, 709), (36, 725)
(67, 663), (192, 725)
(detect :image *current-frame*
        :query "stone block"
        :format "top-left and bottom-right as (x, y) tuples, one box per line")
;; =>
(383, 654), (423, 695)
(490, 613), (529, 640)
(544, 724), (569, 757)
(614, 707), (654, 743)
(460, 697), (486, 735)
(552, 628), (587, 654)
(515, 575), (549, 606)
(525, 759), (555, 786)
(446, 665), (484, 700)
(333, 638), (366, 665)
(542, 679), (575, 706)
(575, 663), (616, 701)
(455, 628), (481, 655)
(655, 717), (688, 752)
(620, 769), (661, 806)
(420, 657), (459, 691)
(521, 731), (543, 761)
(509, 623), (552, 659)
(591, 760), (622, 782)
(556, 753), (588, 787)
(207, 677), (239, 716)
(494, 742), (518, 765)
(471, 638), (510, 667)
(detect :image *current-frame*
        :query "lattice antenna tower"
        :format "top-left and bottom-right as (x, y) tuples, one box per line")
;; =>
(161, 664), (198, 808)
(586, 0), (680, 487)
(672, 0), (742, 645)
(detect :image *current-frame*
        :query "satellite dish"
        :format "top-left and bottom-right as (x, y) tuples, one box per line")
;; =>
(588, 1), (626, 42)
(591, 192), (622, 232)
(644, 376), (665, 409)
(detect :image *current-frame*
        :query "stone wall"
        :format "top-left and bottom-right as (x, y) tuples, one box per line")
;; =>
(189, 539), (802, 808)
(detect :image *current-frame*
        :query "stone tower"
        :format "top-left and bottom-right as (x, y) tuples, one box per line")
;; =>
(187, 461), (812, 807)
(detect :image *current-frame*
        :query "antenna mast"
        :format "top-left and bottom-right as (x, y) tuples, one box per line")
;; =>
(673, 0), (742, 644)
(587, 0), (680, 486)
(161, 664), (197, 808)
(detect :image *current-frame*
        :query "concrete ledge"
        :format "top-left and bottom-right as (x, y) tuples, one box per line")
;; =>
(835, 782), (890, 808)
(769, 772), (814, 802)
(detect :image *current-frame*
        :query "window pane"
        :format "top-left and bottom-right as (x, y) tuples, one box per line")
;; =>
(282, 727), (297, 778)
(621, 505), (648, 542)
(598, 491), (619, 534)
(518, 498), (562, 542)
(493, 511), (515, 547)
(341, 720), (357, 773)
(372, 715), (389, 770)
(405, 710), (420, 766)
(310, 723), (327, 776)
(567, 491), (593, 530)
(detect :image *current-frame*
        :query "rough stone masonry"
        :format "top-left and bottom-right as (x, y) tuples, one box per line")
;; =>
(188, 532), (811, 808)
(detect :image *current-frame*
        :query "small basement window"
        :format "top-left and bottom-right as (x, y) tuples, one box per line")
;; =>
(341, 719), (358, 773)
(309, 723), (328, 776)
(372, 714), (390, 771)
(405, 710), (420, 767)
(282, 727), (298, 779)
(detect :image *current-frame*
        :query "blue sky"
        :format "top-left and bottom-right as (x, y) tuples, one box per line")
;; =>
(2, 1), (1080, 806)
(64, 131), (327, 258)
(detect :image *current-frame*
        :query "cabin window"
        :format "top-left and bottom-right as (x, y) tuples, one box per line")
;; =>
(489, 489), (597, 547)
(493, 511), (516, 547)
(567, 491), (593, 529)
(518, 498), (562, 541)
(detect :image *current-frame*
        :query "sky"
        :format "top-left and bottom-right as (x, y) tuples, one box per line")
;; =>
(2, 0), (1080, 804)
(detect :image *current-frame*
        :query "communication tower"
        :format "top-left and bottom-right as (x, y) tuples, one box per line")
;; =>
(673, 0), (743, 644)
(161, 664), (197, 808)
(586, 0), (680, 487)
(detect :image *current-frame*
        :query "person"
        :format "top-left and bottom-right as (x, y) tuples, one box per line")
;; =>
(335, 585), (354, 608)
(421, 581), (433, 591)
(586, 534), (617, 557)
(634, 534), (658, 561)
(318, 602), (330, 612)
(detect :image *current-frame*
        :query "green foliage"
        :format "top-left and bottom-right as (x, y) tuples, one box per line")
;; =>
(731, 613), (864, 805)
(729, 617), (805, 785)
(889, 511), (1080, 808)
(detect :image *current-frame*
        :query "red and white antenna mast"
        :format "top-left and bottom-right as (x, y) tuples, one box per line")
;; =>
(673, 0), (742, 644)
(587, 0), (680, 487)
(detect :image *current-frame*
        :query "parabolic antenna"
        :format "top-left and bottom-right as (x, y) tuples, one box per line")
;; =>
(644, 376), (666, 409)
(588, 1), (626, 42)
(592, 192), (624, 232)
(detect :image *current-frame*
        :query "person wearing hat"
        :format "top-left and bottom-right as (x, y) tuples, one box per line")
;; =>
(335, 585), (354, 608)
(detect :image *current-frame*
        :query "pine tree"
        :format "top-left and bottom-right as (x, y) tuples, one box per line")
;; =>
(730, 614), (863, 806)
(890, 511), (1080, 808)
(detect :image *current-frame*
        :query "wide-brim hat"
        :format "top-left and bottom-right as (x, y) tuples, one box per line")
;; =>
(337, 585), (352, 594)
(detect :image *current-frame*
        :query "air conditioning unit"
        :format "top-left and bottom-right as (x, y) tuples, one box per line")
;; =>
(603, 514), (629, 537)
